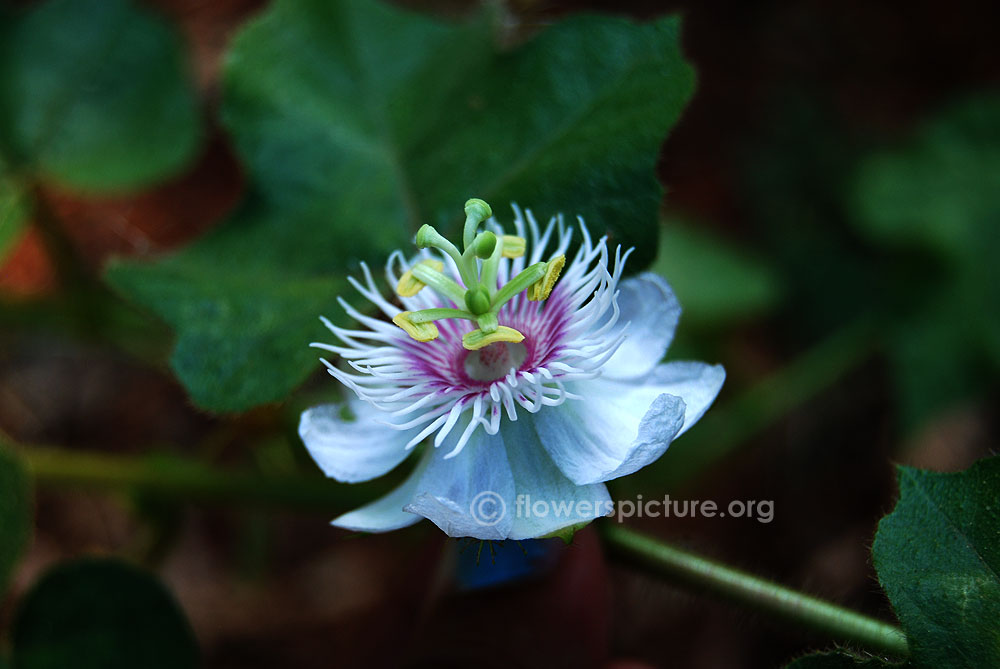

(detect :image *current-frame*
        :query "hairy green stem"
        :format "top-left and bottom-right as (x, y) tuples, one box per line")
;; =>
(599, 524), (909, 658)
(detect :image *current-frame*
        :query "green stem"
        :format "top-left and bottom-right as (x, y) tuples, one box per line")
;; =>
(491, 261), (546, 307)
(20, 446), (375, 514)
(408, 307), (476, 323)
(599, 524), (910, 658)
(411, 263), (467, 305)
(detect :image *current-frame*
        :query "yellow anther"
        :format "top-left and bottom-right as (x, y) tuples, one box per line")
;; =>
(393, 311), (440, 342)
(500, 235), (526, 258)
(462, 326), (525, 351)
(527, 254), (565, 301)
(395, 259), (444, 297)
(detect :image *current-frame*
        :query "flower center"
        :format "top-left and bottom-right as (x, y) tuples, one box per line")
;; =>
(390, 198), (565, 351)
(463, 341), (528, 382)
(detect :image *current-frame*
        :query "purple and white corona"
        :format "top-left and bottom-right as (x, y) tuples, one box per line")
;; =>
(299, 199), (724, 540)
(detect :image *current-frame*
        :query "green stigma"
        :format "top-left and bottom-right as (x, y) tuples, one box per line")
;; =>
(393, 198), (564, 349)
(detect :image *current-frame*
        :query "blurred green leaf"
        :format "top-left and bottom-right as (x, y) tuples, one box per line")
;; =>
(0, 445), (31, 596)
(852, 94), (1000, 430)
(873, 457), (1000, 668)
(12, 558), (199, 669)
(739, 94), (897, 371)
(651, 219), (781, 327)
(854, 95), (1000, 258)
(107, 0), (695, 411)
(888, 292), (990, 430)
(0, 0), (201, 192)
(108, 206), (345, 410)
(0, 171), (28, 264)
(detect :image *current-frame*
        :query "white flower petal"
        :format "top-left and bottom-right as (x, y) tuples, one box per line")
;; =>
(331, 451), (430, 532)
(645, 361), (726, 436)
(299, 401), (413, 483)
(603, 273), (681, 380)
(501, 418), (611, 540)
(532, 387), (687, 486)
(533, 361), (724, 485)
(403, 428), (516, 540)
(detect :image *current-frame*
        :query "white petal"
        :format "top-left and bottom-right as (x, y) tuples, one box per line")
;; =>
(299, 401), (413, 483)
(645, 361), (726, 436)
(533, 361), (724, 485)
(603, 273), (681, 380)
(501, 418), (611, 540)
(331, 451), (431, 532)
(533, 385), (687, 485)
(403, 428), (515, 540)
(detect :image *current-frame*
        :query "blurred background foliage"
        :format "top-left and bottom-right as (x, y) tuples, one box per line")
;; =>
(0, 0), (997, 667)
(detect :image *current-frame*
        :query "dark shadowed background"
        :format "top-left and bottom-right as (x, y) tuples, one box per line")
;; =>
(1, 0), (997, 667)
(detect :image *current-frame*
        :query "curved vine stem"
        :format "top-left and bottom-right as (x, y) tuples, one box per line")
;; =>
(599, 523), (909, 658)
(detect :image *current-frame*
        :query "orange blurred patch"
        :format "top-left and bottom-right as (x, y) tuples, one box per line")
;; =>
(148, 0), (269, 94)
(0, 227), (58, 297)
(42, 129), (244, 270)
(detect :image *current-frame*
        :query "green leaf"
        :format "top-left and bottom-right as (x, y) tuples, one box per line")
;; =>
(0, 0), (201, 192)
(107, 0), (695, 411)
(786, 651), (908, 668)
(872, 457), (1000, 668)
(107, 206), (345, 410)
(0, 445), (31, 596)
(887, 293), (989, 431)
(12, 558), (199, 669)
(851, 93), (1000, 430)
(853, 95), (1000, 259)
(651, 218), (782, 327)
(0, 171), (28, 264)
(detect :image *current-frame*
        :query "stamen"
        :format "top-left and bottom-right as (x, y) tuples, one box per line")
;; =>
(407, 308), (476, 324)
(410, 263), (466, 305)
(463, 326), (525, 350)
(528, 254), (565, 301)
(476, 312), (499, 334)
(392, 312), (439, 342)
(500, 235), (526, 258)
(393, 307), (477, 342)
(491, 262), (548, 306)
(390, 198), (566, 344)
(396, 259), (443, 297)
